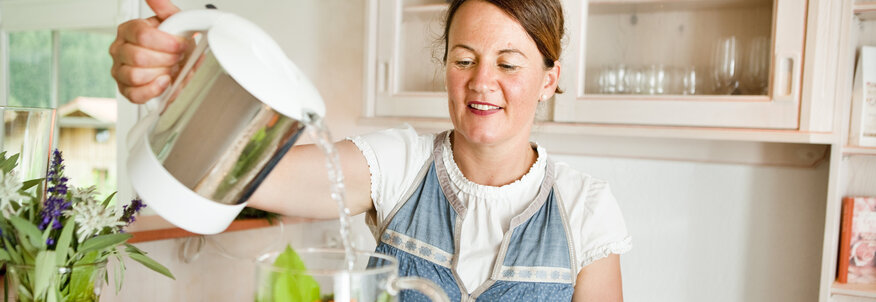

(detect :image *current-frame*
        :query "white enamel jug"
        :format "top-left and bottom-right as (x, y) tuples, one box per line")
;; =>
(126, 9), (325, 234)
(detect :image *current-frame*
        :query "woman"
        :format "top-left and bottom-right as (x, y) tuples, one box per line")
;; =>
(111, 0), (631, 300)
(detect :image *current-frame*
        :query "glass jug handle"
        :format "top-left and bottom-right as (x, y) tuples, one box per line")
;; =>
(388, 276), (450, 302)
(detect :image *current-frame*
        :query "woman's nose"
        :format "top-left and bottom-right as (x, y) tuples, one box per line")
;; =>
(467, 64), (498, 93)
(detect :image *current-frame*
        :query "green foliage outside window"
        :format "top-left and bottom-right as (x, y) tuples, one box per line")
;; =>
(8, 30), (116, 108)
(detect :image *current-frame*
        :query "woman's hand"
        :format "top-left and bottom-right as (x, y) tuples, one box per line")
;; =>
(109, 0), (187, 104)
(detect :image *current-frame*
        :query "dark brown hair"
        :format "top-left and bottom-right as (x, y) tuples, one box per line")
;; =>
(440, 0), (565, 93)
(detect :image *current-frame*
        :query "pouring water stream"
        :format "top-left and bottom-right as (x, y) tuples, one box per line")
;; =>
(305, 113), (356, 271)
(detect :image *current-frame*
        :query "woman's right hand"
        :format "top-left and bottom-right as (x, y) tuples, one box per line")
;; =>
(109, 0), (187, 104)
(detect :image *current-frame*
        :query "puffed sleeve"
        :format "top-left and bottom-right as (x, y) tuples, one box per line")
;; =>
(346, 124), (434, 234)
(554, 162), (632, 269)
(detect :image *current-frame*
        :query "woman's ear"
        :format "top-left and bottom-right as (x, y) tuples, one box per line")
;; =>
(542, 61), (561, 101)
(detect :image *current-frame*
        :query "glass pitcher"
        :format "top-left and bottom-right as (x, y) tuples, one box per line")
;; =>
(255, 248), (449, 302)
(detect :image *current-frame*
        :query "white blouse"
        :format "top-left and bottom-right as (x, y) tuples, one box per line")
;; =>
(349, 124), (631, 292)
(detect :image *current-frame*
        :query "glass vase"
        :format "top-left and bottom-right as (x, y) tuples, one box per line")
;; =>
(4, 261), (107, 302)
(0, 107), (55, 185)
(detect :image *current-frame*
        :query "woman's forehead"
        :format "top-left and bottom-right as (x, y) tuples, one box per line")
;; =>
(448, 1), (538, 55)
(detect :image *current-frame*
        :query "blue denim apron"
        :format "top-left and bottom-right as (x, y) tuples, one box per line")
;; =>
(369, 133), (577, 301)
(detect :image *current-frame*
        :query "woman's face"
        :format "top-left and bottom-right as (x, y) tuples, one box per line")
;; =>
(445, 0), (559, 147)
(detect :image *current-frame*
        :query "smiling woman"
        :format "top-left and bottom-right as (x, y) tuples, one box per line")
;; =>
(109, 0), (630, 301)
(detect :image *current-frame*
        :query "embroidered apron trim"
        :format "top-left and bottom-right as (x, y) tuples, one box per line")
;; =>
(497, 265), (574, 283)
(381, 229), (454, 268)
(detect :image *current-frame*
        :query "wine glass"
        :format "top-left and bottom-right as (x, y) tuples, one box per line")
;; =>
(743, 36), (770, 95)
(712, 36), (740, 95)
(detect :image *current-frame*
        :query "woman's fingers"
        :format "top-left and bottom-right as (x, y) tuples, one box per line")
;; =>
(118, 75), (171, 104)
(117, 18), (184, 54)
(146, 0), (181, 21)
(113, 42), (182, 67)
(112, 64), (174, 87)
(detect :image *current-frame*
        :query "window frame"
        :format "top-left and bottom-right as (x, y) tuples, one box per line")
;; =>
(0, 0), (140, 202)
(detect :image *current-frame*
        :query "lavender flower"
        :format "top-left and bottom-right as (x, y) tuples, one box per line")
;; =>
(39, 149), (70, 230)
(121, 198), (146, 226)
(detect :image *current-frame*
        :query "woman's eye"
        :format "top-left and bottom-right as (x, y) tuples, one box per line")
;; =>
(499, 63), (518, 71)
(455, 60), (474, 68)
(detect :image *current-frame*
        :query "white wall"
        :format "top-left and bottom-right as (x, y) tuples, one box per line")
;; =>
(104, 1), (830, 301)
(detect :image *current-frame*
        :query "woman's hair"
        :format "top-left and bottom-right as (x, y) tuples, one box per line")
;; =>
(439, 0), (565, 93)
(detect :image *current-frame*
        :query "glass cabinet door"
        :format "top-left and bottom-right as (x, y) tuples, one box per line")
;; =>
(371, 0), (449, 118)
(555, 0), (807, 129)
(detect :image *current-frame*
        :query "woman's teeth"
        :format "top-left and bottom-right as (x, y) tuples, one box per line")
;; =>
(469, 103), (500, 110)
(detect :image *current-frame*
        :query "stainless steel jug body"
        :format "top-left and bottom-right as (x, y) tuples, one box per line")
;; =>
(148, 47), (305, 205)
(127, 9), (325, 234)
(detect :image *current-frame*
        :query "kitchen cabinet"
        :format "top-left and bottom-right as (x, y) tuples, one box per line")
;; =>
(825, 1), (876, 301)
(555, 0), (808, 128)
(365, 0), (825, 131)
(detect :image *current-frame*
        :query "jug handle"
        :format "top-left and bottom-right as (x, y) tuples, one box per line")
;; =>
(126, 9), (226, 151)
(388, 276), (450, 302)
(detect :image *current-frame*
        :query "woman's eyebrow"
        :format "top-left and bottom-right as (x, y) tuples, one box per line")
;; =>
(450, 44), (476, 54)
(498, 48), (526, 58)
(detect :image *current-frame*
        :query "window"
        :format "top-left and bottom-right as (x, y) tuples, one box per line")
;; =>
(8, 29), (118, 192)
(95, 128), (111, 143)
(1, 0), (138, 198)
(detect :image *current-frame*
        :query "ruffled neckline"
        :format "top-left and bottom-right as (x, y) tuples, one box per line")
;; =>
(441, 131), (546, 199)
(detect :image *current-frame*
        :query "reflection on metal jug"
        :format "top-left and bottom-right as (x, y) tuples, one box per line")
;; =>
(126, 9), (324, 234)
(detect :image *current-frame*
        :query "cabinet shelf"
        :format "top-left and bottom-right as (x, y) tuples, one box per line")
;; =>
(832, 282), (876, 298)
(403, 3), (447, 13)
(588, 0), (770, 14)
(855, 2), (876, 21)
(580, 94), (771, 102)
(843, 145), (876, 156)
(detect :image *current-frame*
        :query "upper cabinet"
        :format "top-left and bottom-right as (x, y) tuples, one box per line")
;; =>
(368, 0), (450, 118)
(365, 0), (812, 130)
(557, 0), (807, 129)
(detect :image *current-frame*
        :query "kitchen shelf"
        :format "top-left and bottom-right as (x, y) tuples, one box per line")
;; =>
(855, 1), (876, 20)
(843, 145), (876, 156)
(360, 116), (834, 144)
(403, 3), (447, 13)
(832, 282), (876, 298)
(579, 94), (772, 102)
(588, 0), (770, 14)
(127, 215), (313, 244)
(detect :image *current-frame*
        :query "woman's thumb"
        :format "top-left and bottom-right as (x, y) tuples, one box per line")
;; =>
(146, 0), (181, 21)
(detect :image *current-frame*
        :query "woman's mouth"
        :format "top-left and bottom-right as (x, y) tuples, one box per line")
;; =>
(467, 102), (502, 115)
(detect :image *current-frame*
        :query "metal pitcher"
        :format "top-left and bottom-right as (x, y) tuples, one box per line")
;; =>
(127, 9), (325, 234)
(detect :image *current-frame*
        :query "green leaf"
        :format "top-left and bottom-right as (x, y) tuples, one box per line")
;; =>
(54, 220), (75, 265)
(128, 251), (174, 279)
(77, 233), (131, 254)
(270, 245), (319, 302)
(0, 153), (20, 173)
(113, 252), (125, 293)
(16, 283), (34, 301)
(8, 215), (43, 250)
(4, 238), (23, 264)
(0, 248), (10, 262)
(34, 250), (57, 299)
(101, 192), (117, 207)
(20, 178), (44, 191)
(47, 287), (60, 302)
(67, 252), (98, 301)
(124, 243), (143, 254)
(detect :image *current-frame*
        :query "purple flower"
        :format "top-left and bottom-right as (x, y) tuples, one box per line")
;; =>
(39, 149), (69, 230)
(46, 237), (55, 246)
(121, 198), (147, 226)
